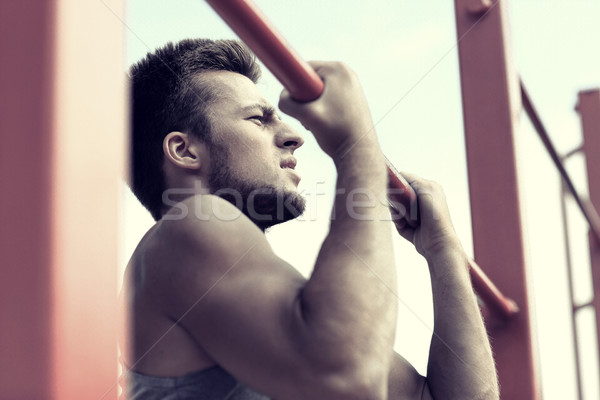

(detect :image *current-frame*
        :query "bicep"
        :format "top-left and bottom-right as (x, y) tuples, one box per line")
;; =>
(180, 255), (310, 396)
(156, 205), (319, 397)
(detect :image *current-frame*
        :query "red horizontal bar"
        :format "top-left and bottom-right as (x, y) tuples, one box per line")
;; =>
(386, 157), (419, 226)
(469, 259), (519, 320)
(206, 0), (323, 102)
(207, 0), (517, 321)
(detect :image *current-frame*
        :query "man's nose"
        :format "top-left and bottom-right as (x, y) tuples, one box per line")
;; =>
(276, 124), (304, 151)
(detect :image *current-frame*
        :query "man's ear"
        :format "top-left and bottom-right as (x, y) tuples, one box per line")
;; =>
(163, 131), (206, 171)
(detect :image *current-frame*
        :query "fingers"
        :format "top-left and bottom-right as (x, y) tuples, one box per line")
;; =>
(393, 218), (415, 244)
(400, 172), (445, 201)
(278, 61), (349, 114)
(278, 88), (318, 132)
(398, 172), (452, 226)
(307, 60), (353, 79)
(278, 61), (330, 106)
(399, 171), (434, 190)
(389, 172), (460, 257)
(278, 60), (356, 103)
(278, 88), (302, 118)
(278, 60), (372, 157)
(398, 171), (419, 185)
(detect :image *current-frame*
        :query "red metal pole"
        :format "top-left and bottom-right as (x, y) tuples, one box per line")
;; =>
(454, 0), (541, 398)
(522, 81), (600, 243)
(577, 88), (600, 373)
(205, 0), (323, 102)
(469, 259), (519, 320)
(0, 0), (125, 398)
(0, 1), (55, 397)
(385, 156), (420, 225)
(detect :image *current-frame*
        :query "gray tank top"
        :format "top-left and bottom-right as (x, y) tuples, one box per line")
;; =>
(120, 365), (270, 400)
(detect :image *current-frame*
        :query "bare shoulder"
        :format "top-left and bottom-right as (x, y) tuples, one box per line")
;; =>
(144, 194), (305, 314)
(144, 194), (279, 281)
(159, 194), (270, 256)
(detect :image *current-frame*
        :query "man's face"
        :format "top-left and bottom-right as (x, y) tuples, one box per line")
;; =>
(201, 71), (306, 230)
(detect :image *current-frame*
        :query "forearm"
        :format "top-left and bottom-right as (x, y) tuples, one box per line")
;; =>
(298, 139), (397, 381)
(278, 62), (398, 395)
(425, 244), (499, 399)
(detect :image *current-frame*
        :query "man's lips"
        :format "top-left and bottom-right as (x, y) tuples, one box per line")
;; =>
(280, 158), (297, 170)
(280, 158), (300, 184)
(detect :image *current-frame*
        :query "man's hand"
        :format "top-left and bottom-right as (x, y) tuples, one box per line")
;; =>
(392, 172), (463, 261)
(391, 173), (500, 399)
(278, 61), (377, 160)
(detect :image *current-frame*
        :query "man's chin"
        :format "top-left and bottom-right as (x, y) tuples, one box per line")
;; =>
(216, 186), (306, 230)
(244, 190), (306, 231)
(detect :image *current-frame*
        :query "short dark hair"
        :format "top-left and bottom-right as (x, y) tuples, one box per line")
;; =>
(129, 39), (261, 220)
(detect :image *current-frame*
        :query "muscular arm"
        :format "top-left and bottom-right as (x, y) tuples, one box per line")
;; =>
(393, 174), (499, 400)
(282, 61), (398, 397)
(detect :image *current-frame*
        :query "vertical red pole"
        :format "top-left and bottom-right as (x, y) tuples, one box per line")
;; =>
(0, 0), (126, 398)
(577, 89), (600, 369)
(454, 1), (541, 398)
(0, 1), (55, 397)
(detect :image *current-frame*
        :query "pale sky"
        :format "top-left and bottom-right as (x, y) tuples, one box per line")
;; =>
(121, 1), (600, 398)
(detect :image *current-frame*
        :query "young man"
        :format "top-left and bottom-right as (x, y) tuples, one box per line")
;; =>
(120, 38), (499, 400)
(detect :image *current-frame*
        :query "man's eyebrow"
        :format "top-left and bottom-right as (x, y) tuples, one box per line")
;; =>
(241, 103), (277, 116)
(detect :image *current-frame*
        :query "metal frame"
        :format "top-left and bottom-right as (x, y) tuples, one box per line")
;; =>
(522, 82), (600, 242)
(525, 86), (600, 400)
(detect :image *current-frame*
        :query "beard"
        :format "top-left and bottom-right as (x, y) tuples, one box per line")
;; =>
(207, 147), (306, 231)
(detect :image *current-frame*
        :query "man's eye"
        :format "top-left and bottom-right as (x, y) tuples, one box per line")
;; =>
(250, 116), (264, 125)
